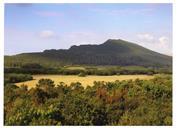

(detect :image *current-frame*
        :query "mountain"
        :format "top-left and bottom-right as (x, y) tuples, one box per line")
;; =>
(4, 39), (172, 67)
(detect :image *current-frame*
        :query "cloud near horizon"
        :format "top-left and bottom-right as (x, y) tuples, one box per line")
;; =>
(136, 33), (172, 56)
(137, 33), (154, 41)
(39, 30), (58, 39)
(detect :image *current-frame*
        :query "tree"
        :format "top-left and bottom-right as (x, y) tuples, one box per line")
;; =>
(36, 79), (55, 90)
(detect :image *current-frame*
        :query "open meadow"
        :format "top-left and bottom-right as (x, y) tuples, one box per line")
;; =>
(16, 75), (154, 88)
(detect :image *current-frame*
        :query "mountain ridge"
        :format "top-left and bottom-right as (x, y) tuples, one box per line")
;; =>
(4, 39), (172, 67)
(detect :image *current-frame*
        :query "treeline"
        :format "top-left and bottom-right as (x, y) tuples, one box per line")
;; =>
(4, 63), (172, 75)
(4, 75), (172, 125)
(4, 73), (33, 85)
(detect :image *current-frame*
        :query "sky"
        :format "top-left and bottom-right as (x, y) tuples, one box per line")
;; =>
(5, 3), (172, 55)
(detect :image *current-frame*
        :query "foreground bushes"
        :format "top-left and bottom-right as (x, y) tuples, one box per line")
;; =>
(4, 75), (172, 126)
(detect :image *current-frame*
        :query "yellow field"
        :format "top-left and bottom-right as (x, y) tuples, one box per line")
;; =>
(16, 75), (154, 89)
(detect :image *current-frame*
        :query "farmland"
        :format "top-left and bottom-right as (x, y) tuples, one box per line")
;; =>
(16, 74), (154, 88)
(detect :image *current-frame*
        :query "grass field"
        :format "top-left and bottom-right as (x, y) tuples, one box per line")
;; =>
(16, 75), (154, 88)
(64, 66), (86, 70)
(64, 65), (149, 71)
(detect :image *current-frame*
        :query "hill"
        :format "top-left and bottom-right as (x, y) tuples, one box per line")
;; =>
(4, 39), (172, 67)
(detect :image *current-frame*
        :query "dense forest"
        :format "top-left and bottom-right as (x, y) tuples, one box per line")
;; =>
(4, 75), (172, 125)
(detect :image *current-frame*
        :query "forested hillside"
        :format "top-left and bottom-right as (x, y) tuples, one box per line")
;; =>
(5, 39), (172, 68)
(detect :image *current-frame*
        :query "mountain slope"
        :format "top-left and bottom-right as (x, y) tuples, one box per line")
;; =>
(4, 39), (172, 67)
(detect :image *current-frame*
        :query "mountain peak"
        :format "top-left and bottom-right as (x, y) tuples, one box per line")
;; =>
(104, 39), (124, 43)
(5, 39), (172, 67)
(103, 39), (133, 46)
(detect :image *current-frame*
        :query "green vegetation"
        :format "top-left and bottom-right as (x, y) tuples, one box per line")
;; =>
(4, 63), (60, 74)
(78, 72), (86, 77)
(4, 73), (33, 85)
(4, 75), (172, 125)
(4, 39), (172, 68)
(4, 39), (172, 126)
(4, 63), (172, 75)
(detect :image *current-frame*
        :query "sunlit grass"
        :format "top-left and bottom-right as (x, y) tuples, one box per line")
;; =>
(16, 75), (154, 89)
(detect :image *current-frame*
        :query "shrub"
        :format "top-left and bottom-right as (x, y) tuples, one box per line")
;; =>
(4, 75), (172, 125)
(78, 72), (86, 77)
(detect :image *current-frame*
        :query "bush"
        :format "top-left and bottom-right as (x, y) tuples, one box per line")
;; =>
(78, 72), (86, 77)
(4, 73), (33, 84)
(4, 75), (172, 126)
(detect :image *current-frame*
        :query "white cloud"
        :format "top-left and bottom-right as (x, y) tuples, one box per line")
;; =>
(158, 36), (172, 55)
(135, 33), (172, 56)
(137, 33), (154, 41)
(159, 36), (169, 46)
(39, 30), (57, 39)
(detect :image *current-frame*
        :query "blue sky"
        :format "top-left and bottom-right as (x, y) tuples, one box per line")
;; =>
(5, 3), (172, 55)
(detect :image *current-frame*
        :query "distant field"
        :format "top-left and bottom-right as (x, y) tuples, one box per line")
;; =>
(65, 66), (86, 70)
(16, 75), (154, 88)
(64, 65), (148, 70)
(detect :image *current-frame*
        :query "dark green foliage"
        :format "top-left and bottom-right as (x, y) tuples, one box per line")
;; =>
(36, 79), (58, 99)
(36, 79), (55, 88)
(4, 39), (172, 67)
(4, 64), (60, 74)
(4, 75), (172, 126)
(4, 65), (172, 75)
(78, 72), (86, 77)
(21, 63), (43, 69)
(4, 73), (33, 85)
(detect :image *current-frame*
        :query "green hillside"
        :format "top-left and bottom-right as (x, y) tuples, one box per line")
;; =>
(4, 39), (172, 67)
